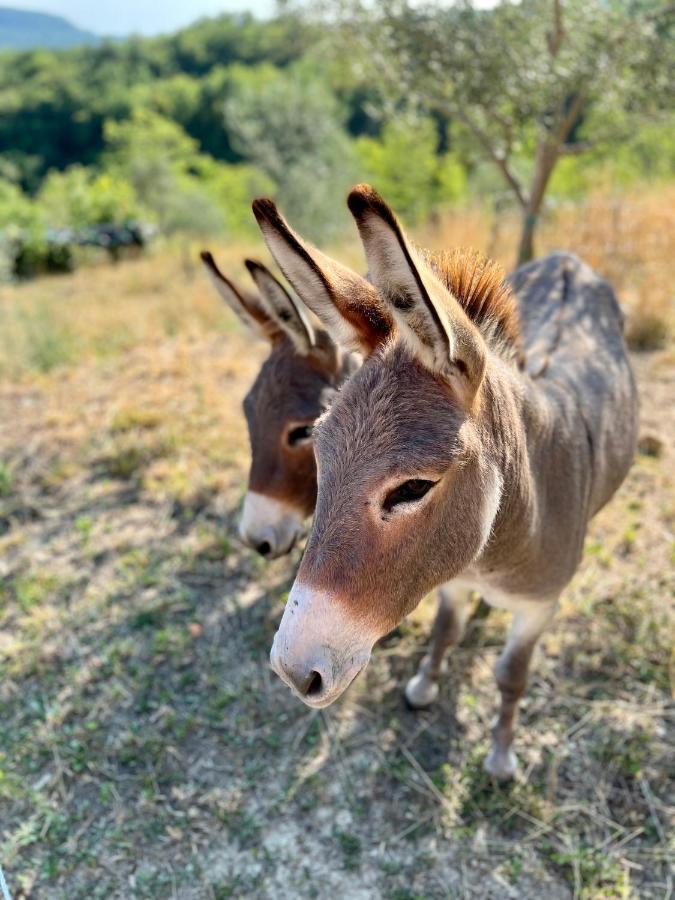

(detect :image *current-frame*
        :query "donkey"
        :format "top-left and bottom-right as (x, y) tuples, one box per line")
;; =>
(201, 251), (354, 558)
(252, 185), (638, 778)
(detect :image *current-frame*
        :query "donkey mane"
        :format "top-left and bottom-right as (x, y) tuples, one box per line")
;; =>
(425, 248), (524, 367)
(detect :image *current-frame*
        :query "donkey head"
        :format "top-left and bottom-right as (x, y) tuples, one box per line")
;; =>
(253, 186), (519, 705)
(201, 251), (344, 558)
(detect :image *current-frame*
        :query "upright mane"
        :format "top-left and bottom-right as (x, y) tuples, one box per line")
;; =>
(425, 248), (524, 367)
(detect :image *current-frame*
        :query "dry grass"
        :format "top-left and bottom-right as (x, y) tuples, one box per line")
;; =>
(1, 185), (673, 380)
(0, 239), (262, 379)
(0, 192), (673, 899)
(425, 185), (675, 351)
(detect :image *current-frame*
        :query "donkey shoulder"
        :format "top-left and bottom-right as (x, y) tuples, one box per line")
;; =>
(510, 252), (638, 518)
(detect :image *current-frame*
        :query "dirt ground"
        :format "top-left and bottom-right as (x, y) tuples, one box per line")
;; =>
(0, 264), (673, 898)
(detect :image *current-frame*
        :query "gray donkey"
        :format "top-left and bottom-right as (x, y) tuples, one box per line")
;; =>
(252, 184), (638, 778)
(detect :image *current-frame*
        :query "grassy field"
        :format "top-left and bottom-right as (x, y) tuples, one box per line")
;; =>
(0, 189), (673, 899)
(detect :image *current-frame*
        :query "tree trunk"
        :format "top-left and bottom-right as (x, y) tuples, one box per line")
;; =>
(515, 139), (559, 267)
(516, 213), (539, 267)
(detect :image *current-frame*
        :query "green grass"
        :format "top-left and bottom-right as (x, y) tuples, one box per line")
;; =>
(6, 573), (61, 612)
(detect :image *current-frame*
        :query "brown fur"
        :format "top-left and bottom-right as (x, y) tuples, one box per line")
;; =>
(200, 250), (279, 338)
(427, 248), (524, 367)
(201, 249), (351, 553)
(348, 184), (522, 366)
(244, 330), (344, 516)
(252, 197), (393, 355)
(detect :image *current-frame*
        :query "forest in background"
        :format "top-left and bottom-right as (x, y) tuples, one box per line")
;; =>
(0, 2), (673, 278)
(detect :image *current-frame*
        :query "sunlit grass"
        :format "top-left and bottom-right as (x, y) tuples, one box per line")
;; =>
(1, 186), (673, 380)
(0, 237), (260, 378)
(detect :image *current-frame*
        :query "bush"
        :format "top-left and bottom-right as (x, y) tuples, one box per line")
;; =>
(224, 63), (359, 240)
(356, 117), (467, 224)
(0, 224), (74, 281)
(38, 166), (143, 229)
(104, 108), (272, 239)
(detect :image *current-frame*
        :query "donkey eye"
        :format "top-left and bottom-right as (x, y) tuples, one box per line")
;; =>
(287, 424), (313, 447)
(383, 479), (437, 512)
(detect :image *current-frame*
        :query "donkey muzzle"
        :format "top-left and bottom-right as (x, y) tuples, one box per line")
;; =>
(239, 491), (303, 558)
(270, 583), (374, 708)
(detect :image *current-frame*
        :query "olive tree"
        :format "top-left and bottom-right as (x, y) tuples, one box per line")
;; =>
(329, 0), (674, 264)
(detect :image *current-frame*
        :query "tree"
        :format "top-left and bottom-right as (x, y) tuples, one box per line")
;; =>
(103, 109), (223, 237)
(38, 166), (141, 228)
(103, 107), (272, 239)
(224, 63), (359, 239)
(329, 0), (675, 264)
(0, 178), (40, 229)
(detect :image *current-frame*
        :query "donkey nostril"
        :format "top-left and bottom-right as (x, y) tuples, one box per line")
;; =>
(256, 540), (272, 557)
(306, 670), (323, 697)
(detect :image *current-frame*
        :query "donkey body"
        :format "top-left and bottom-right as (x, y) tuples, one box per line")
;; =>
(253, 186), (638, 778)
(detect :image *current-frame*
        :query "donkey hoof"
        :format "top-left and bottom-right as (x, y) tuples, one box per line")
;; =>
(404, 673), (439, 709)
(484, 746), (518, 780)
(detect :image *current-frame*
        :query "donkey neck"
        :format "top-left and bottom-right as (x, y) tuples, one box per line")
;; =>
(469, 354), (558, 594)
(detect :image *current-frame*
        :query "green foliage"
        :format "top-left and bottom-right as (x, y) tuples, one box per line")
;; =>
(549, 119), (675, 199)
(334, 0), (674, 262)
(0, 3), (671, 264)
(0, 14), (313, 188)
(356, 117), (467, 223)
(38, 166), (142, 228)
(224, 63), (359, 239)
(192, 157), (274, 236)
(103, 108), (271, 237)
(0, 178), (41, 229)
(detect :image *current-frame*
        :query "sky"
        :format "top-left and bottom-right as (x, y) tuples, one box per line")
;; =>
(8, 0), (275, 36)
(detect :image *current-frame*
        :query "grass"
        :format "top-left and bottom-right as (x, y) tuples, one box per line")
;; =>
(0, 462), (12, 498)
(1, 185), (673, 380)
(0, 195), (673, 898)
(0, 237), (258, 379)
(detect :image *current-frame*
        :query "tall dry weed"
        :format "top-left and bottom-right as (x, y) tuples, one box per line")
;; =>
(0, 187), (672, 378)
(429, 185), (675, 351)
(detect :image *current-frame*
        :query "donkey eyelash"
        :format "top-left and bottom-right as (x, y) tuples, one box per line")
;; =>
(382, 478), (438, 513)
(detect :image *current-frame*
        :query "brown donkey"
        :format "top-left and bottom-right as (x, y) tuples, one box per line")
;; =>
(252, 185), (638, 778)
(201, 251), (353, 558)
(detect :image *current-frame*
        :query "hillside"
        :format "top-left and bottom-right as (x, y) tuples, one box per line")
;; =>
(0, 6), (98, 50)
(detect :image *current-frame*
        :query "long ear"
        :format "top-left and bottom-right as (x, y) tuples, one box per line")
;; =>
(347, 184), (486, 406)
(244, 259), (315, 355)
(251, 198), (393, 357)
(200, 250), (278, 340)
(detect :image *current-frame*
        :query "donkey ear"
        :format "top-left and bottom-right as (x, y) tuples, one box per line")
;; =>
(200, 250), (278, 340)
(251, 198), (393, 357)
(347, 184), (486, 406)
(244, 259), (315, 355)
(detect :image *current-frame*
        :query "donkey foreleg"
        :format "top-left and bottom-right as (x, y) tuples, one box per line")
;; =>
(405, 582), (473, 708)
(484, 599), (557, 780)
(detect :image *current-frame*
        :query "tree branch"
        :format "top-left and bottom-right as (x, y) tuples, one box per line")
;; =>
(553, 87), (589, 146)
(437, 101), (528, 208)
(547, 0), (564, 58)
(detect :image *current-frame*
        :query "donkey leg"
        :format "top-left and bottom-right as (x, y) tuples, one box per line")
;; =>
(405, 582), (473, 708)
(484, 600), (557, 780)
